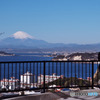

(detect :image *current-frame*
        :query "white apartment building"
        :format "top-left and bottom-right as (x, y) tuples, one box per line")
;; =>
(20, 72), (35, 88)
(38, 73), (64, 85)
(0, 77), (19, 90)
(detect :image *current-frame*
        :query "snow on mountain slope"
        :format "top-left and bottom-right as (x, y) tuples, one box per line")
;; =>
(11, 31), (34, 39)
(0, 31), (49, 48)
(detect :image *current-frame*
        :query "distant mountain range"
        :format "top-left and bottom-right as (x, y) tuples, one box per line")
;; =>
(0, 31), (68, 49)
(0, 31), (100, 53)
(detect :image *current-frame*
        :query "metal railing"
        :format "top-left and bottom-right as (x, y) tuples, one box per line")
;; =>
(0, 60), (100, 93)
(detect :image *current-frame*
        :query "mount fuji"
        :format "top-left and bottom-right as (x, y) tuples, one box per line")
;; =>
(0, 31), (100, 52)
(0, 31), (51, 48)
(0, 31), (67, 49)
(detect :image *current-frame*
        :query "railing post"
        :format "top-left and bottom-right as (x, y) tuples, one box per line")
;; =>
(92, 61), (94, 89)
(42, 61), (46, 93)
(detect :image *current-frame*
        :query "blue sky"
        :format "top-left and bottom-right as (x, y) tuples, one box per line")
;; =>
(0, 0), (100, 44)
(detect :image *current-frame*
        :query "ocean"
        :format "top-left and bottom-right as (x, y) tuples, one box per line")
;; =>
(0, 53), (52, 61)
(0, 53), (98, 80)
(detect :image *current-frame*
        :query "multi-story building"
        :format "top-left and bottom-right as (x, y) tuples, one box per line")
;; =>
(38, 73), (64, 85)
(0, 77), (19, 90)
(20, 71), (35, 88)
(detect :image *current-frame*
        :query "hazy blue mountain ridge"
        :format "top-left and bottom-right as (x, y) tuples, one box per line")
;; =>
(0, 32), (100, 53)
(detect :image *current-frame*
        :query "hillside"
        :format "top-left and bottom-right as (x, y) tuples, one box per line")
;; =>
(52, 52), (98, 61)
(0, 51), (15, 56)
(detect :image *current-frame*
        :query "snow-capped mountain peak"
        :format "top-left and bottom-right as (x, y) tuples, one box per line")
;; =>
(11, 31), (34, 39)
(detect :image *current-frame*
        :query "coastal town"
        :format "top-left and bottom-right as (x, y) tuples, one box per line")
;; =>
(0, 51), (15, 56)
(52, 52), (98, 61)
(0, 71), (93, 92)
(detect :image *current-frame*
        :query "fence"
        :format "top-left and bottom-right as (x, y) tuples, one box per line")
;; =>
(0, 60), (100, 93)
